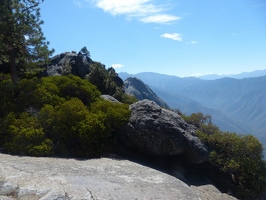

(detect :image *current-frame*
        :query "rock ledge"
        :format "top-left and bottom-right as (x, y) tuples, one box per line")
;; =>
(0, 153), (236, 200)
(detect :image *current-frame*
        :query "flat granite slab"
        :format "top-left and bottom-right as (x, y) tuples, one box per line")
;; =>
(0, 153), (236, 200)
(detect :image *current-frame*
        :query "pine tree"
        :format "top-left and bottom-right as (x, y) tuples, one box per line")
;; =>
(0, 0), (53, 83)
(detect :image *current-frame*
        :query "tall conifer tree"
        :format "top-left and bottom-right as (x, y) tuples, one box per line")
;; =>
(0, 0), (53, 83)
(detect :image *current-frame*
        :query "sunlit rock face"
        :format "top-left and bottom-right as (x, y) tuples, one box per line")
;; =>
(118, 99), (209, 163)
(0, 153), (237, 200)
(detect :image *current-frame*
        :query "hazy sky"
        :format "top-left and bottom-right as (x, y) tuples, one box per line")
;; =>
(40, 0), (266, 77)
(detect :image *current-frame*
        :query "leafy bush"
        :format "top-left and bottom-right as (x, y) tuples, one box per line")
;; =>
(38, 98), (107, 156)
(201, 131), (266, 199)
(0, 72), (11, 81)
(90, 100), (131, 132)
(182, 112), (212, 128)
(0, 75), (101, 114)
(38, 98), (130, 157)
(0, 80), (16, 118)
(45, 75), (101, 105)
(184, 112), (266, 199)
(0, 112), (53, 156)
(121, 93), (138, 104)
(0, 74), (130, 158)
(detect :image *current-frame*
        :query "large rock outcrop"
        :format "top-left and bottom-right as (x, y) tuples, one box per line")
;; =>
(0, 153), (236, 200)
(45, 51), (92, 78)
(124, 77), (169, 108)
(118, 100), (209, 163)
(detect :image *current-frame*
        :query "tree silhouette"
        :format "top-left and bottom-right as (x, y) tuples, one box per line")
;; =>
(0, 0), (53, 83)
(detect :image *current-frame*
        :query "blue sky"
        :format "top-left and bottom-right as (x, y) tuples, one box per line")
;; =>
(40, 0), (266, 77)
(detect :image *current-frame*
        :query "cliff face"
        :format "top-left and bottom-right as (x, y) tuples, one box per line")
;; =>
(124, 77), (169, 108)
(0, 153), (236, 200)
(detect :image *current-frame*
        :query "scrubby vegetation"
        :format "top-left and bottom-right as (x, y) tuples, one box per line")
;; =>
(183, 112), (266, 199)
(0, 0), (132, 158)
(0, 75), (131, 157)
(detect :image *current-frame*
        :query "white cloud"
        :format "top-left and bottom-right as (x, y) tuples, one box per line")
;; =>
(161, 33), (182, 41)
(141, 14), (181, 24)
(112, 64), (124, 69)
(88, 0), (180, 24)
(186, 41), (198, 44)
(94, 0), (160, 16)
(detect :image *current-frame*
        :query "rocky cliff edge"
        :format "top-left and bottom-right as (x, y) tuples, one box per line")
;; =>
(0, 153), (236, 200)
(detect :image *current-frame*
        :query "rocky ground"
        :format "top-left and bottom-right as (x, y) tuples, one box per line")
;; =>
(0, 153), (237, 200)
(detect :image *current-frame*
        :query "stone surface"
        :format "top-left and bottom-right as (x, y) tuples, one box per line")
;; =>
(101, 94), (121, 103)
(0, 153), (236, 200)
(117, 100), (209, 163)
(124, 77), (169, 108)
(191, 185), (237, 200)
(46, 52), (92, 78)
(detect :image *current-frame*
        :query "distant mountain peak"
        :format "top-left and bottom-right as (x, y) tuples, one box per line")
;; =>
(124, 77), (169, 108)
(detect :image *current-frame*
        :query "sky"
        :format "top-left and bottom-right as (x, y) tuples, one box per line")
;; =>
(39, 0), (266, 77)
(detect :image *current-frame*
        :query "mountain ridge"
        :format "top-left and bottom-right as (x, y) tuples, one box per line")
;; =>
(124, 77), (169, 108)
(119, 69), (266, 80)
(119, 72), (266, 149)
(197, 69), (266, 80)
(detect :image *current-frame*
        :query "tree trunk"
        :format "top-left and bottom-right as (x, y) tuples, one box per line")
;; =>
(9, 46), (18, 84)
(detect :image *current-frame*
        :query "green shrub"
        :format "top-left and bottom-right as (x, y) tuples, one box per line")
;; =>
(182, 112), (212, 128)
(1, 112), (53, 156)
(90, 100), (131, 131)
(0, 80), (16, 117)
(0, 73), (11, 81)
(14, 77), (41, 111)
(2, 75), (101, 113)
(121, 93), (138, 104)
(200, 130), (266, 199)
(0, 74), (130, 158)
(38, 98), (109, 157)
(46, 75), (101, 105)
(185, 112), (266, 199)
(32, 85), (65, 108)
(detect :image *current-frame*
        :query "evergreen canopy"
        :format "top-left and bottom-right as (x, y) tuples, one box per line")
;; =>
(0, 0), (53, 83)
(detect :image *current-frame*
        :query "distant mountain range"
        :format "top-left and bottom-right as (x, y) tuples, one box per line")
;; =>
(119, 71), (266, 149)
(196, 69), (266, 80)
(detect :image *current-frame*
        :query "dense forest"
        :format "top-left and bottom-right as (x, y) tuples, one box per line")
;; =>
(0, 1), (266, 199)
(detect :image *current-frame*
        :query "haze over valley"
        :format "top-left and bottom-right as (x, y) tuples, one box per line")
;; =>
(120, 70), (266, 150)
